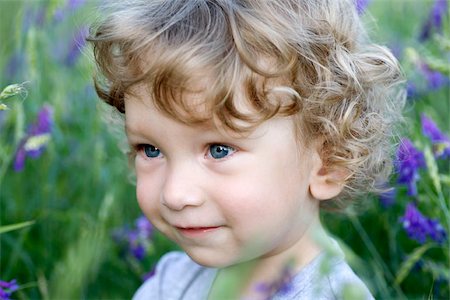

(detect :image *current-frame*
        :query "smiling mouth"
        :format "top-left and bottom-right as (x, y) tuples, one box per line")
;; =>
(175, 226), (221, 237)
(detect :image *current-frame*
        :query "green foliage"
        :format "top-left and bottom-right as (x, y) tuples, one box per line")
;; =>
(0, 220), (35, 235)
(394, 243), (433, 286)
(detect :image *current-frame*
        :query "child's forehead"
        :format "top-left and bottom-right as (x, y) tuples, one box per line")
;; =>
(128, 80), (215, 116)
(125, 90), (300, 147)
(125, 82), (256, 137)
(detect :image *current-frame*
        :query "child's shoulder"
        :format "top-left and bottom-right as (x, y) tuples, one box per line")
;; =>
(132, 251), (217, 300)
(273, 246), (374, 300)
(152, 251), (198, 274)
(321, 257), (375, 300)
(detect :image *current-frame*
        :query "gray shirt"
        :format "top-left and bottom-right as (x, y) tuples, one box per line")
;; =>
(133, 249), (374, 300)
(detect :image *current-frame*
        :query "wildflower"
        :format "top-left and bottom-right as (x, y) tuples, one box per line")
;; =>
(54, 0), (86, 24)
(355, 0), (371, 15)
(136, 215), (153, 237)
(0, 279), (19, 300)
(65, 27), (88, 66)
(400, 203), (447, 244)
(419, 0), (448, 41)
(421, 114), (450, 158)
(112, 215), (154, 261)
(13, 105), (54, 171)
(68, 0), (86, 10)
(426, 219), (447, 244)
(430, 0), (448, 27)
(400, 203), (428, 243)
(420, 63), (448, 91)
(128, 231), (147, 260)
(22, 6), (46, 32)
(406, 82), (419, 100)
(396, 139), (426, 196)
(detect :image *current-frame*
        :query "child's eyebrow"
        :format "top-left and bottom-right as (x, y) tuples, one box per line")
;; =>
(124, 121), (253, 145)
(124, 123), (137, 135)
(124, 123), (150, 139)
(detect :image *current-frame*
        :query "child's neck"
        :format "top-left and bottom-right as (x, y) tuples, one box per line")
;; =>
(209, 220), (330, 300)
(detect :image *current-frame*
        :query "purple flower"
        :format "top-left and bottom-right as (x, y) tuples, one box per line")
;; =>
(28, 105), (53, 136)
(53, 8), (65, 23)
(136, 215), (153, 237)
(406, 82), (419, 100)
(65, 27), (88, 66)
(128, 230), (147, 260)
(68, 0), (86, 10)
(112, 215), (154, 261)
(53, 0), (86, 24)
(400, 203), (429, 243)
(431, 0), (448, 27)
(419, 0), (448, 41)
(13, 147), (27, 172)
(400, 203), (447, 244)
(426, 219), (447, 243)
(131, 244), (146, 260)
(13, 105), (54, 172)
(421, 114), (450, 158)
(0, 279), (19, 300)
(420, 63), (449, 91)
(396, 139), (426, 196)
(355, 0), (371, 15)
(22, 6), (46, 32)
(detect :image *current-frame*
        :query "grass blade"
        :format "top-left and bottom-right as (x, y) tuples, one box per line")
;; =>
(394, 243), (433, 286)
(0, 220), (35, 234)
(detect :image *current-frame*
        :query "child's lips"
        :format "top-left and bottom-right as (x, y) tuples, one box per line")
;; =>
(175, 226), (222, 237)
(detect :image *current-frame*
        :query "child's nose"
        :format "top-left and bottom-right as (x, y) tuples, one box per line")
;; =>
(161, 162), (206, 211)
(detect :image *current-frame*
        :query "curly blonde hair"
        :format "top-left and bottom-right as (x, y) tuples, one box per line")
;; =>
(88, 0), (405, 210)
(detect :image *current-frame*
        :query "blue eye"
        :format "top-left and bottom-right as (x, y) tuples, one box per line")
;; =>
(208, 144), (235, 159)
(142, 144), (161, 158)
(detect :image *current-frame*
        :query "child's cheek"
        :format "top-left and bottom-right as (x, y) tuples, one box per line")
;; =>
(135, 169), (161, 217)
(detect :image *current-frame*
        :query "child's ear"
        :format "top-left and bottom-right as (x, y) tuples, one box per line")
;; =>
(308, 148), (350, 201)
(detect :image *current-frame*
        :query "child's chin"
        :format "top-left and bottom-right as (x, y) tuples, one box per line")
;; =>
(185, 250), (238, 268)
(185, 248), (259, 269)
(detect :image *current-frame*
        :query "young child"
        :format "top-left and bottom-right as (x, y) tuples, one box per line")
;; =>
(88, 0), (405, 298)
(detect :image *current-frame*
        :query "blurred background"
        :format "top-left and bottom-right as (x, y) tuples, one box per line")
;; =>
(0, 0), (448, 299)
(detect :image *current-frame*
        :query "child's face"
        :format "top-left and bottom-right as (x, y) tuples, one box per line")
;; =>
(125, 86), (323, 268)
